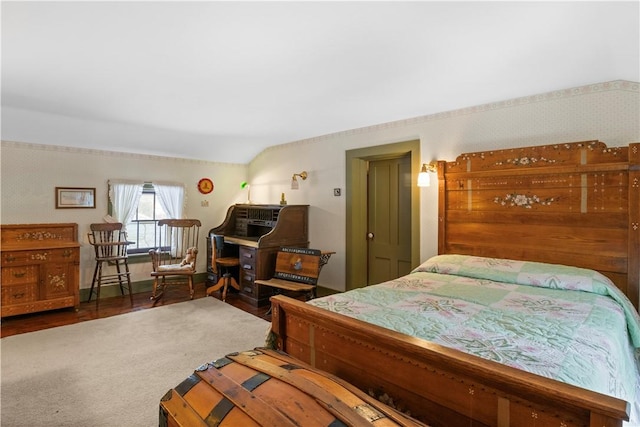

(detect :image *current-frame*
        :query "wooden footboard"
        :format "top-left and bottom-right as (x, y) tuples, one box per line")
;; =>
(270, 295), (630, 427)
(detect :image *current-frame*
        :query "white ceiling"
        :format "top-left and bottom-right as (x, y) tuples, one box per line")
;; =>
(2, 1), (639, 164)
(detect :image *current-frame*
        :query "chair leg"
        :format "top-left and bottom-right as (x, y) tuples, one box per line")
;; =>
(95, 262), (103, 309)
(265, 288), (282, 316)
(228, 275), (240, 291)
(151, 277), (166, 306)
(222, 275), (230, 302)
(115, 261), (126, 295)
(207, 267), (240, 302)
(224, 275), (240, 302)
(206, 274), (229, 296)
(151, 277), (160, 300)
(188, 277), (194, 300)
(87, 262), (100, 302)
(124, 262), (133, 306)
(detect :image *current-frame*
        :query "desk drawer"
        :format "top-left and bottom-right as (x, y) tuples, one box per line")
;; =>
(239, 247), (256, 271)
(240, 272), (273, 301)
(240, 271), (255, 296)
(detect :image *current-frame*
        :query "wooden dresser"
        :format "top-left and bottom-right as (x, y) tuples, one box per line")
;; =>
(209, 204), (309, 306)
(1, 223), (80, 317)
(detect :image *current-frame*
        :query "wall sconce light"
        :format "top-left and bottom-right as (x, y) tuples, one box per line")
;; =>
(291, 171), (308, 190)
(417, 162), (437, 187)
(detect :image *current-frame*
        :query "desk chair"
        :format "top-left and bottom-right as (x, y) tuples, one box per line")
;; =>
(87, 222), (133, 308)
(206, 235), (240, 301)
(149, 219), (200, 304)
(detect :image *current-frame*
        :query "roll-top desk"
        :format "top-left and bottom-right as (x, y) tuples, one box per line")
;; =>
(1, 223), (80, 317)
(208, 204), (309, 306)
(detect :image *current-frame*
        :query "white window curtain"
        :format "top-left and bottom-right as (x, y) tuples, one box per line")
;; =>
(154, 182), (186, 257)
(154, 182), (186, 219)
(108, 180), (144, 224)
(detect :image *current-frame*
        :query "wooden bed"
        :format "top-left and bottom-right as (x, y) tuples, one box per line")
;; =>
(270, 140), (639, 427)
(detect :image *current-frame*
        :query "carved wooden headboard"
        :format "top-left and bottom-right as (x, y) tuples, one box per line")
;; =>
(438, 140), (639, 309)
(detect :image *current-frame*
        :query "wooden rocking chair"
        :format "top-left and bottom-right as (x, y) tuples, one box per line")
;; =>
(149, 219), (201, 305)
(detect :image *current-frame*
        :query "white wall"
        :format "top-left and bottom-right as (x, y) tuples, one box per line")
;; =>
(0, 143), (248, 287)
(2, 80), (639, 292)
(247, 80), (640, 291)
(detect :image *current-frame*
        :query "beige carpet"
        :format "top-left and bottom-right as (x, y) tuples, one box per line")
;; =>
(0, 297), (271, 426)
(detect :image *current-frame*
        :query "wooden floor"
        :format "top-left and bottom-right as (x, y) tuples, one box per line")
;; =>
(1, 282), (271, 338)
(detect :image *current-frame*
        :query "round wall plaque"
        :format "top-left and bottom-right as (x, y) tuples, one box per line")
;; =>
(197, 178), (214, 194)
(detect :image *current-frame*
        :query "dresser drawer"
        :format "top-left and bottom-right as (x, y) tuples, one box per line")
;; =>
(2, 265), (39, 286)
(2, 251), (33, 265)
(50, 248), (79, 263)
(2, 283), (38, 305)
(2, 248), (78, 266)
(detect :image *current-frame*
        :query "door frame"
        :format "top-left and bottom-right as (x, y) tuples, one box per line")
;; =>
(345, 139), (421, 291)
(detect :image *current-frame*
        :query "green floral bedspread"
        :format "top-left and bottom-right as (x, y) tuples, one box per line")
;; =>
(308, 255), (640, 412)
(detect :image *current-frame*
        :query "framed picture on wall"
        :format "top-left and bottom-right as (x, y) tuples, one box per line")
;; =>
(55, 187), (96, 209)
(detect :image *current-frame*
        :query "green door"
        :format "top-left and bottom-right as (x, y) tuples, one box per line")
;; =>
(367, 155), (412, 285)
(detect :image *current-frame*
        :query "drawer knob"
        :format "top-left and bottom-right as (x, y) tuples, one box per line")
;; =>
(243, 264), (252, 270)
(5, 255), (16, 262)
(63, 250), (73, 257)
(12, 292), (25, 299)
(13, 271), (26, 278)
(243, 253), (253, 259)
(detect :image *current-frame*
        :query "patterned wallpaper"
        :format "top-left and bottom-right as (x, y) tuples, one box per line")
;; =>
(2, 79), (639, 291)
(261, 80), (639, 157)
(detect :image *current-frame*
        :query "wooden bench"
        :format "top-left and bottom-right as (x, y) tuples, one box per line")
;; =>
(255, 247), (324, 300)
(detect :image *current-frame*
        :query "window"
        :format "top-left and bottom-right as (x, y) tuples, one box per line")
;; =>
(126, 184), (169, 254)
(108, 180), (186, 255)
